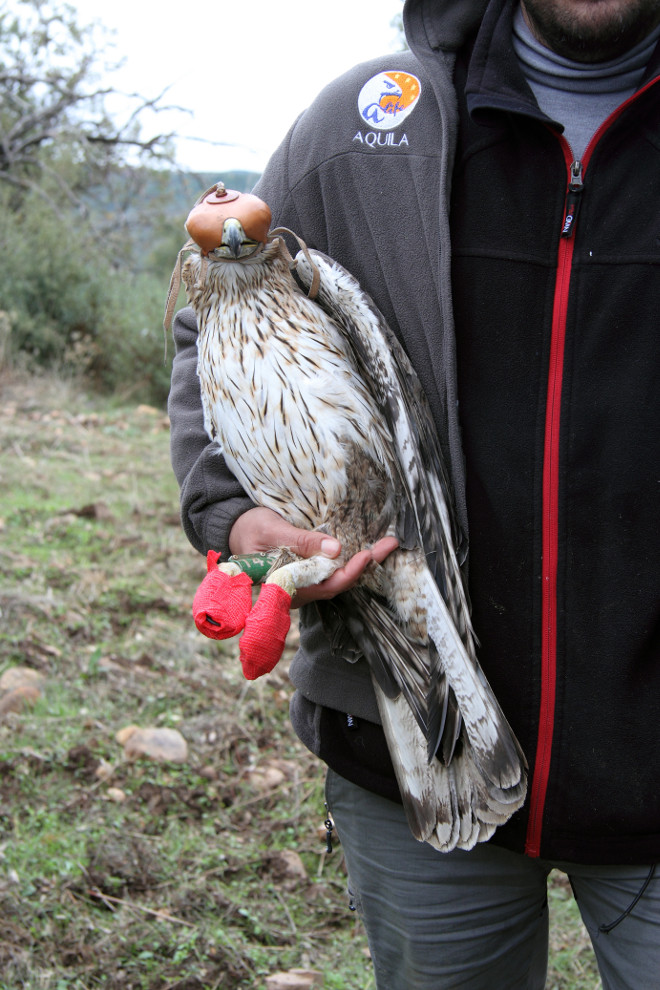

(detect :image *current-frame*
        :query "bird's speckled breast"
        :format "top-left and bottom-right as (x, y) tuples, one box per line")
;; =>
(191, 251), (394, 532)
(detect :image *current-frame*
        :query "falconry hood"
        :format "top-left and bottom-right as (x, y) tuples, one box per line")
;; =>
(185, 182), (272, 259)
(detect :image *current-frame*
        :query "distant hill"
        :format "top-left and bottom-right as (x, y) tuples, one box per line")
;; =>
(82, 167), (264, 272)
(166, 169), (263, 213)
(85, 167), (262, 221)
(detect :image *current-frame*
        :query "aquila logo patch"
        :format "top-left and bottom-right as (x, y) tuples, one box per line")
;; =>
(357, 71), (421, 130)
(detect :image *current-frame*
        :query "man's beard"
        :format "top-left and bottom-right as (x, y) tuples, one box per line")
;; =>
(521, 0), (660, 62)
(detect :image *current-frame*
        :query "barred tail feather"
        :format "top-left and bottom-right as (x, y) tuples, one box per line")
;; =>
(374, 687), (459, 849)
(421, 569), (527, 793)
(375, 685), (526, 853)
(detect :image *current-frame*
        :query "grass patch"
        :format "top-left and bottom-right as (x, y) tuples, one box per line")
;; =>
(0, 372), (601, 988)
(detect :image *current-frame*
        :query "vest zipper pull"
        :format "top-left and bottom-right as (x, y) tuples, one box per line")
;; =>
(561, 160), (583, 238)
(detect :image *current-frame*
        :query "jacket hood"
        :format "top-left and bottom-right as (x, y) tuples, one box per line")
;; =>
(403, 0), (490, 56)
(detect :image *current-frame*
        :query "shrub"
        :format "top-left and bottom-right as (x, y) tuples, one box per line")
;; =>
(0, 185), (174, 403)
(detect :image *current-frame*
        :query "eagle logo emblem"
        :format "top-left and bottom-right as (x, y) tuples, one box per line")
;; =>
(357, 71), (422, 130)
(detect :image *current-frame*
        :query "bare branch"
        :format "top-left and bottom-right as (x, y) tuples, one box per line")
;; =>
(0, 0), (175, 195)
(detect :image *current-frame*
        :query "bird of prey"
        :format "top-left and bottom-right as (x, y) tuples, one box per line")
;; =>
(168, 182), (527, 851)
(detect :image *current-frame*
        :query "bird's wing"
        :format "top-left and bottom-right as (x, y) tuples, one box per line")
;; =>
(294, 249), (527, 840)
(293, 249), (471, 635)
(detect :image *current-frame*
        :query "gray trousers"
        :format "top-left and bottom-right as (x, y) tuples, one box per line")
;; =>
(326, 769), (660, 990)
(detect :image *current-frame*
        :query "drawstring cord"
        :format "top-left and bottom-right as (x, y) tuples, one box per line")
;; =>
(598, 863), (657, 934)
(268, 226), (321, 300)
(163, 236), (197, 336)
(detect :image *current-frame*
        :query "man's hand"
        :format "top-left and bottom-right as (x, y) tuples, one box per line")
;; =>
(228, 506), (398, 607)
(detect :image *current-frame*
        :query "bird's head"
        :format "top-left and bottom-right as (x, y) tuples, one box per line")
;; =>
(185, 183), (272, 260)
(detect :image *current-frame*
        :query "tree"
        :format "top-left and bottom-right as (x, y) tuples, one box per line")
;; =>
(0, 0), (174, 204)
(0, 0), (183, 401)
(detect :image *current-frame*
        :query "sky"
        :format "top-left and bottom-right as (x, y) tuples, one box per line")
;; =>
(70, 0), (405, 175)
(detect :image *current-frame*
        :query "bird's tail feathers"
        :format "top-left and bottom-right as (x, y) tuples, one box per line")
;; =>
(327, 590), (430, 733)
(425, 647), (463, 765)
(422, 569), (527, 793)
(318, 567), (527, 851)
(376, 688), (525, 852)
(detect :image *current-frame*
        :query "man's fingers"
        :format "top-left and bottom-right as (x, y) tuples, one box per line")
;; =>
(370, 536), (399, 563)
(321, 548), (372, 591)
(319, 539), (397, 590)
(230, 508), (399, 608)
(295, 530), (341, 560)
(290, 556), (366, 607)
(229, 506), (342, 559)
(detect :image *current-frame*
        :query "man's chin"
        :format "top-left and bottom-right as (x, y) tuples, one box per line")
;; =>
(520, 0), (660, 62)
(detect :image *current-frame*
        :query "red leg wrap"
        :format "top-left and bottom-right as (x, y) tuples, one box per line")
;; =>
(239, 583), (292, 679)
(192, 550), (253, 640)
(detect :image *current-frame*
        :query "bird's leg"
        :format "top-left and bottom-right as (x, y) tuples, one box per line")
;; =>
(192, 549), (342, 680)
(217, 561), (242, 576)
(239, 554), (341, 680)
(267, 555), (341, 595)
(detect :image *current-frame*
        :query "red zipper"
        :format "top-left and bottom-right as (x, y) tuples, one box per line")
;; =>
(523, 77), (658, 857)
(524, 143), (576, 857)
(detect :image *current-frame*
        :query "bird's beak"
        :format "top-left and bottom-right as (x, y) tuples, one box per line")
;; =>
(217, 218), (261, 260)
(225, 218), (244, 258)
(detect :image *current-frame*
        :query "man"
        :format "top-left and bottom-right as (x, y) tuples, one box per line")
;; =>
(169, 0), (660, 985)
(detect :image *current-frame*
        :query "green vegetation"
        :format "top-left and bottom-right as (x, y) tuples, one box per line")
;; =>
(0, 375), (602, 988)
(0, 169), (258, 405)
